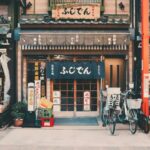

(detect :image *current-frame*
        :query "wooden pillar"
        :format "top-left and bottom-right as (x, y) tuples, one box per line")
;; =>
(17, 44), (22, 101)
(23, 57), (27, 102)
(128, 41), (133, 84)
(141, 0), (149, 116)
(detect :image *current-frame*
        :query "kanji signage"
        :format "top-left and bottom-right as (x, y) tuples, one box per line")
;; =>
(46, 61), (104, 79)
(52, 4), (100, 20)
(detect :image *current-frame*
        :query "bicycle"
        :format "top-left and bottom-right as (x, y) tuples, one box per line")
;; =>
(119, 89), (142, 134)
(137, 108), (150, 134)
(101, 88), (121, 135)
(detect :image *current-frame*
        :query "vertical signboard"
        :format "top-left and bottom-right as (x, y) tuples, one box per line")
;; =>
(35, 80), (41, 108)
(28, 83), (35, 111)
(84, 91), (91, 111)
(53, 91), (61, 112)
(144, 74), (149, 98)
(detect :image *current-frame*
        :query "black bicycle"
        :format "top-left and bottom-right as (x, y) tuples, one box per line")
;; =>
(101, 91), (120, 135)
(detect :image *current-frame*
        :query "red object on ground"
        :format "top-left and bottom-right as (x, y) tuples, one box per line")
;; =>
(40, 117), (54, 127)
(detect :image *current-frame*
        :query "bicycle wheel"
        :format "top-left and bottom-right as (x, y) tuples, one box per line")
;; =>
(143, 118), (150, 133)
(102, 109), (108, 127)
(129, 110), (137, 134)
(108, 110), (116, 135)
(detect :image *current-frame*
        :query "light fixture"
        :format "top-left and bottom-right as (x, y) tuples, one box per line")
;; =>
(119, 2), (125, 10)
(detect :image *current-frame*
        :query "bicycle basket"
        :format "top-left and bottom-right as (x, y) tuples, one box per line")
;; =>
(127, 99), (142, 109)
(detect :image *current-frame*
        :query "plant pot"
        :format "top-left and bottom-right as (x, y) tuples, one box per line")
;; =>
(14, 119), (24, 127)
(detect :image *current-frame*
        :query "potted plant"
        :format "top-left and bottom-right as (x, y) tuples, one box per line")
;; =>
(11, 102), (27, 127)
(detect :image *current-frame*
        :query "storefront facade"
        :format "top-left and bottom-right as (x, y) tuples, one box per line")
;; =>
(0, 0), (16, 104)
(16, 0), (133, 117)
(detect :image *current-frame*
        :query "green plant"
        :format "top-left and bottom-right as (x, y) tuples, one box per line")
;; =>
(11, 102), (27, 120)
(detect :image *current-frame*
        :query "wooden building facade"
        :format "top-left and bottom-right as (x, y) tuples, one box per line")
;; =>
(16, 0), (134, 117)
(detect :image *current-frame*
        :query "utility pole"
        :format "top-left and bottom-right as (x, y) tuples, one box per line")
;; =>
(141, 0), (149, 116)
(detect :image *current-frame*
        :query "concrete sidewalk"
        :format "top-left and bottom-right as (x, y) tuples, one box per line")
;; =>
(0, 124), (150, 150)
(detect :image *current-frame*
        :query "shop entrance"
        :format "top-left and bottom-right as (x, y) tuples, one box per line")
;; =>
(105, 58), (125, 90)
(53, 79), (99, 117)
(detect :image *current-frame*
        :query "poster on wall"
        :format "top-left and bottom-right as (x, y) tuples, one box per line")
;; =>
(144, 74), (149, 98)
(27, 83), (35, 111)
(34, 80), (41, 108)
(53, 91), (61, 112)
(84, 91), (91, 111)
(52, 3), (100, 20)
(53, 105), (61, 112)
(53, 91), (61, 98)
(53, 98), (61, 105)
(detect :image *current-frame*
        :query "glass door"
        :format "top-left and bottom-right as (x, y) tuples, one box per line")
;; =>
(53, 79), (99, 117)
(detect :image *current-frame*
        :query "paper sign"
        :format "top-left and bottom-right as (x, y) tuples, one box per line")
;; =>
(28, 83), (35, 111)
(53, 91), (61, 98)
(53, 105), (61, 112)
(84, 91), (90, 98)
(84, 105), (90, 111)
(144, 74), (149, 98)
(53, 98), (61, 105)
(84, 97), (90, 105)
(34, 80), (41, 107)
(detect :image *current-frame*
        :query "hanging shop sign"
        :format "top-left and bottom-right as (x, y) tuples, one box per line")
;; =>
(46, 61), (104, 79)
(52, 4), (100, 20)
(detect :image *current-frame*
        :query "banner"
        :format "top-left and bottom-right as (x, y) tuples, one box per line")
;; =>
(46, 61), (104, 79)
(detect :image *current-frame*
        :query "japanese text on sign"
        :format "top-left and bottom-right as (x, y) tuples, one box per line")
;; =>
(52, 4), (100, 20)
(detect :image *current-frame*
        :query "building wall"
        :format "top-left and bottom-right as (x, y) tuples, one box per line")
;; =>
(16, 0), (134, 117)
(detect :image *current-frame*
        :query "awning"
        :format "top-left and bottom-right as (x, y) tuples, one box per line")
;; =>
(19, 30), (131, 46)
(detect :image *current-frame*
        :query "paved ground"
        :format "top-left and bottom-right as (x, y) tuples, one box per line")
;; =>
(0, 124), (150, 150)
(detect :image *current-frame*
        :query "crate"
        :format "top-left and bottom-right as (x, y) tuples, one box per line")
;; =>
(40, 117), (54, 127)
(127, 99), (142, 109)
(38, 108), (53, 118)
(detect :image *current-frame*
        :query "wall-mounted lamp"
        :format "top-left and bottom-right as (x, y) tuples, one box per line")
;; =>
(119, 2), (125, 10)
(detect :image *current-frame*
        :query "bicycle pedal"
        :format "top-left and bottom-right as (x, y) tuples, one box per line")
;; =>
(102, 123), (106, 127)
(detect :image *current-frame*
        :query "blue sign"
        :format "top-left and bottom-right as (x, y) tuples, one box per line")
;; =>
(46, 61), (104, 79)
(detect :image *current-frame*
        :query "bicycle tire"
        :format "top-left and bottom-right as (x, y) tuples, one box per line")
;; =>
(143, 119), (150, 134)
(129, 120), (137, 134)
(102, 109), (107, 127)
(129, 110), (137, 134)
(108, 110), (116, 135)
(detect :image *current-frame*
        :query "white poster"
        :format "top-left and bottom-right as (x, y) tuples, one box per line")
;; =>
(84, 105), (90, 111)
(53, 91), (61, 98)
(84, 91), (91, 111)
(84, 91), (91, 98)
(53, 98), (61, 105)
(35, 80), (41, 108)
(144, 74), (149, 98)
(53, 105), (61, 112)
(28, 83), (35, 111)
